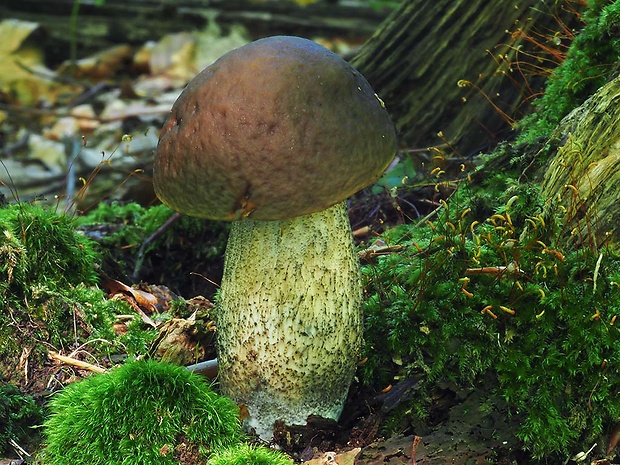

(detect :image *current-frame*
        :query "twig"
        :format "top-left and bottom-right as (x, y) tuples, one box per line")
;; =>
(186, 358), (219, 379)
(411, 435), (421, 465)
(50, 350), (219, 380)
(352, 225), (371, 237)
(9, 438), (30, 458)
(48, 350), (107, 374)
(414, 203), (442, 228)
(465, 262), (524, 278)
(593, 251), (603, 294)
(358, 243), (404, 261)
(132, 212), (183, 280)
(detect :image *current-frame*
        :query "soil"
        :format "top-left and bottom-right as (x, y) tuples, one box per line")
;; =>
(270, 376), (527, 464)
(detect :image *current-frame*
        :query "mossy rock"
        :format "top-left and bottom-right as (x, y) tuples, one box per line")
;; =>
(43, 360), (242, 465)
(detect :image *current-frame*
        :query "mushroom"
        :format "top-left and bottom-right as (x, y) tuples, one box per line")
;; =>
(153, 35), (396, 439)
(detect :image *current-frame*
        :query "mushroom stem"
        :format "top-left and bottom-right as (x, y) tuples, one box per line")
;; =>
(217, 200), (363, 439)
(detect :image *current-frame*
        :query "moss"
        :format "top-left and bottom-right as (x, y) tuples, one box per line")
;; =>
(118, 316), (159, 356)
(0, 202), (170, 387)
(518, 0), (620, 145)
(0, 383), (44, 455)
(207, 444), (293, 465)
(0, 203), (98, 300)
(361, 180), (620, 459)
(43, 360), (242, 465)
(0, 203), (125, 381)
(77, 202), (172, 253)
(77, 202), (229, 297)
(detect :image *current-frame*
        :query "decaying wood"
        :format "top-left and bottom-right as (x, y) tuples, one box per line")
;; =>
(539, 75), (620, 248)
(352, 0), (583, 157)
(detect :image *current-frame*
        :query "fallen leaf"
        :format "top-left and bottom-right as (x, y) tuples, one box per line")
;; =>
(148, 32), (198, 84)
(104, 278), (158, 327)
(302, 448), (361, 465)
(133, 24), (249, 97)
(0, 19), (78, 105)
(58, 44), (134, 81)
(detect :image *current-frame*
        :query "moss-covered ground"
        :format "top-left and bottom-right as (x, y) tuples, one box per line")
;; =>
(361, 160), (620, 459)
(358, 2), (620, 459)
(0, 201), (231, 463)
(3, 1), (620, 463)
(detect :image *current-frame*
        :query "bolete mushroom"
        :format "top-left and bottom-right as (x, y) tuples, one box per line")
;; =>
(154, 35), (396, 439)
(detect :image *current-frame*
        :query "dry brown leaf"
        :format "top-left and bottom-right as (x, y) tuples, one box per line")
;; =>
(58, 44), (134, 81)
(104, 279), (159, 327)
(0, 19), (78, 105)
(302, 448), (361, 465)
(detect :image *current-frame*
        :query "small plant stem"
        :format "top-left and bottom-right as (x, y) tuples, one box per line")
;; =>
(70, 0), (81, 70)
(132, 212), (182, 280)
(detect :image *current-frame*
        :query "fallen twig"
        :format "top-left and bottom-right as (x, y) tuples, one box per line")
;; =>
(412, 435), (421, 465)
(465, 262), (524, 278)
(358, 242), (404, 261)
(48, 350), (107, 374)
(9, 439), (30, 459)
(186, 358), (219, 379)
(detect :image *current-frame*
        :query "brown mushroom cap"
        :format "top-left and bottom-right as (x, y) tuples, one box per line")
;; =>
(154, 35), (396, 221)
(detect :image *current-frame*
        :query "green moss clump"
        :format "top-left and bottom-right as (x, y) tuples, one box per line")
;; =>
(361, 181), (620, 459)
(207, 444), (293, 465)
(518, 0), (620, 144)
(0, 203), (125, 382)
(43, 360), (242, 465)
(0, 203), (98, 299)
(0, 383), (43, 455)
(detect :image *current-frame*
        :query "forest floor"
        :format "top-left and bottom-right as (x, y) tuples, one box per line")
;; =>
(0, 8), (615, 465)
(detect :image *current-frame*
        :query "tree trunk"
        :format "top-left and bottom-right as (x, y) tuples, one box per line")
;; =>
(352, 0), (583, 157)
(538, 75), (620, 249)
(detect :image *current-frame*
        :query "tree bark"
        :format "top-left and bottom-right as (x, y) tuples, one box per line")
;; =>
(352, 0), (583, 157)
(538, 75), (620, 249)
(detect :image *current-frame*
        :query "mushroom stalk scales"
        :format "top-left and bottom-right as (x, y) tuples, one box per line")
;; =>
(218, 201), (362, 438)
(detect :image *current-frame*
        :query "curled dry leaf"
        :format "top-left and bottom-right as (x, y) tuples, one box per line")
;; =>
(105, 278), (159, 313)
(301, 448), (361, 465)
(104, 278), (159, 327)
